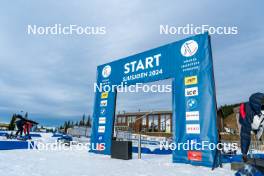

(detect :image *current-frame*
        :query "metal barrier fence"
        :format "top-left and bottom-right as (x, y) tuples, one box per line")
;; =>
(114, 126), (132, 141)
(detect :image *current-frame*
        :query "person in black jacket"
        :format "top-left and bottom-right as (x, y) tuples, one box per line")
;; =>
(15, 115), (25, 136)
(239, 92), (264, 162)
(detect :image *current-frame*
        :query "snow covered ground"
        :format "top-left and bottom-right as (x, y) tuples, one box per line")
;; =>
(0, 132), (235, 176)
(0, 149), (235, 176)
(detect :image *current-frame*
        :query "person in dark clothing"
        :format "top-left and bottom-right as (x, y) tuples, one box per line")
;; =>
(15, 115), (25, 136)
(239, 92), (264, 162)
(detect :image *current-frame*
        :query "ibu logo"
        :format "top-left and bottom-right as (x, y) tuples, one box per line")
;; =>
(102, 65), (111, 78)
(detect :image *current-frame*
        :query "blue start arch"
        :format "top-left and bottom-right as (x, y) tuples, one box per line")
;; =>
(90, 33), (220, 168)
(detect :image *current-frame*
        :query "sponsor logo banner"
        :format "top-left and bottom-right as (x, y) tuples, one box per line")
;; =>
(187, 151), (202, 161)
(100, 108), (106, 115)
(98, 136), (103, 141)
(185, 76), (198, 85)
(99, 117), (106, 124)
(101, 92), (108, 99)
(186, 111), (199, 121)
(100, 100), (108, 107)
(98, 126), (105, 133)
(186, 124), (200, 134)
(185, 87), (198, 97)
(186, 98), (198, 110)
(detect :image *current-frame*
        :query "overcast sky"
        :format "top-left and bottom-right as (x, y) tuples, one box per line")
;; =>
(0, 0), (263, 126)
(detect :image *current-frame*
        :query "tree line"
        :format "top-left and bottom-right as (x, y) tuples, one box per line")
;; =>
(220, 103), (240, 118)
(59, 114), (92, 133)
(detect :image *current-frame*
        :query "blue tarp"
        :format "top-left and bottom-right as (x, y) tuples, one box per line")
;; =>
(30, 134), (42, 137)
(52, 133), (63, 137)
(0, 141), (35, 150)
(0, 132), (8, 136)
(222, 154), (264, 163)
(0, 132), (41, 137)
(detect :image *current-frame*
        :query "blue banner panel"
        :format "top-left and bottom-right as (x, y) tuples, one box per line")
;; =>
(0, 141), (35, 150)
(90, 33), (220, 167)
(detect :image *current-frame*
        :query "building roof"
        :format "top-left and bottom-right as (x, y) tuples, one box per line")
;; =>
(117, 110), (172, 116)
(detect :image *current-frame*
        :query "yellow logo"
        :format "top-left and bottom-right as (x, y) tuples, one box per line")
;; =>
(185, 76), (198, 85)
(101, 92), (108, 99)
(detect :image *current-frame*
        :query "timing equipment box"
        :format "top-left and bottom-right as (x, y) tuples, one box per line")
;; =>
(111, 140), (132, 160)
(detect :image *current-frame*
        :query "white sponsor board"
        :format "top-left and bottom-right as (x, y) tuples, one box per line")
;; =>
(185, 87), (198, 97)
(186, 124), (200, 134)
(186, 111), (199, 121)
(100, 100), (108, 107)
(98, 126), (105, 133)
(99, 117), (106, 124)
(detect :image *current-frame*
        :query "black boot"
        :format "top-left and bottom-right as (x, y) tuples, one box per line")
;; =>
(242, 154), (248, 163)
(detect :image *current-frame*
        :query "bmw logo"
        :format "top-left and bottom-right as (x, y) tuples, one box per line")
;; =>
(186, 98), (198, 110)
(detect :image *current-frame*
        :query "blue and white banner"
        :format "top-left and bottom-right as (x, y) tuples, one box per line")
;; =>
(90, 33), (220, 168)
